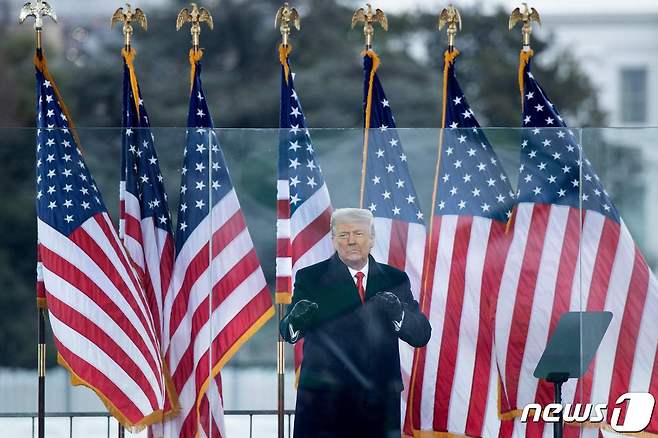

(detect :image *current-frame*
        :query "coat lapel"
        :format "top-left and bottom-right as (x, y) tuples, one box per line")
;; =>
(364, 255), (384, 301)
(328, 253), (362, 306)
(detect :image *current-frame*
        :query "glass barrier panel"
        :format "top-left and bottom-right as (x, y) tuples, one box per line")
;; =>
(1, 127), (656, 437)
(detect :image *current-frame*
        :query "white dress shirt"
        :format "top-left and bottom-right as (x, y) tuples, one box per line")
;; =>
(348, 261), (369, 290)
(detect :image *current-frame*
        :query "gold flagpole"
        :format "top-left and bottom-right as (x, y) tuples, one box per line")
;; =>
(351, 4), (388, 208)
(19, 4), (57, 438)
(110, 5), (147, 437)
(275, 4), (300, 437)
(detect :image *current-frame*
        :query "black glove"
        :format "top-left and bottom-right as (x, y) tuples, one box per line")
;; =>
(288, 299), (318, 332)
(371, 291), (403, 322)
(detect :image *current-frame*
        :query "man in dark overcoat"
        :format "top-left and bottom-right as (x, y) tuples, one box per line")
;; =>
(280, 208), (431, 438)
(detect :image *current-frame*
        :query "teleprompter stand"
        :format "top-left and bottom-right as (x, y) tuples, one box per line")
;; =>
(533, 311), (612, 438)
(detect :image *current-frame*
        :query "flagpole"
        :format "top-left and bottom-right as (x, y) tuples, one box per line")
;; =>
(177, 5), (215, 437)
(423, 5), (462, 295)
(37, 307), (46, 438)
(408, 7), (462, 433)
(275, 4), (300, 436)
(351, 4), (388, 207)
(19, 3), (57, 438)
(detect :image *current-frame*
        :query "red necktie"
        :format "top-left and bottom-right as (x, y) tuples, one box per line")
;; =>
(355, 271), (365, 304)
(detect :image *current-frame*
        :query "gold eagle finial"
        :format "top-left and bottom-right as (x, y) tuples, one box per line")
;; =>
(111, 3), (148, 51)
(509, 3), (541, 48)
(177, 3), (214, 52)
(19, 0), (57, 50)
(438, 4), (461, 50)
(275, 2), (300, 47)
(351, 3), (388, 50)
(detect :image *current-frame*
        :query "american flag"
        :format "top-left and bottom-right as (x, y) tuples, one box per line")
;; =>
(161, 55), (274, 438)
(34, 54), (166, 428)
(276, 46), (333, 373)
(118, 50), (175, 372)
(361, 50), (427, 425)
(407, 51), (515, 438)
(495, 51), (658, 438)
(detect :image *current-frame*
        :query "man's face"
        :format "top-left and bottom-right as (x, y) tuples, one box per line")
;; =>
(332, 220), (374, 270)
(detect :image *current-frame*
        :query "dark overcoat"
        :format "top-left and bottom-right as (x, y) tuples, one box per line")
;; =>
(280, 253), (431, 437)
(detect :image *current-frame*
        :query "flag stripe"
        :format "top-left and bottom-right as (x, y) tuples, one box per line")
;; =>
(573, 218), (619, 406)
(39, 218), (161, 368)
(46, 294), (161, 408)
(607, 246), (648, 405)
(465, 220), (512, 436)
(169, 221), (252, 375)
(448, 217), (489, 434)
(529, 206), (581, 438)
(290, 207), (332, 259)
(171, 248), (260, 387)
(388, 220), (409, 269)
(53, 340), (145, 422)
(433, 216), (472, 431)
(505, 204), (550, 409)
(179, 290), (271, 436)
(50, 313), (154, 419)
(422, 215), (454, 429)
(168, 207), (244, 344)
(39, 245), (163, 390)
(96, 214), (151, 321)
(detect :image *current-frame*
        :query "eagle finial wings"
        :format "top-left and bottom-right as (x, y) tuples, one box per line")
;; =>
(351, 7), (365, 29)
(176, 7), (191, 30)
(375, 8), (387, 31)
(134, 8), (148, 30)
(275, 4), (284, 28)
(508, 7), (520, 29)
(509, 3), (541, 29)
(110, 7), (124, 28)
(198, 7), (214, 29)
(19, 1), (57, 27)
(438, 5), (461, 31)
(529, 7), (541, 26)
(275, 3), (300, 32)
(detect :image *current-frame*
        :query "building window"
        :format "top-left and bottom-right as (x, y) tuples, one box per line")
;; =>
(620, 67), (648, 124)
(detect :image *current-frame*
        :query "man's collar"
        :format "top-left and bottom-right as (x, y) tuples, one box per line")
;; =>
(347, 260), (369, 278)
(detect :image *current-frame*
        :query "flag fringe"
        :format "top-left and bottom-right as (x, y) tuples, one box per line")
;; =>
(57, 353), (166, 432)
(121, 48), (142, 119)
(189, 48), (204, 92)
(194, 305), (276, 430)
(36, 297), (47, 309)
(359, 49), (381, 208)
(278, 43), (293, 85)
(518, 49), (534, 112)
(275, 291), (292, 304)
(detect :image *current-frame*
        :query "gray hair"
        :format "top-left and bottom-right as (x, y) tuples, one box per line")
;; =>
(330, 208), (375, 236)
